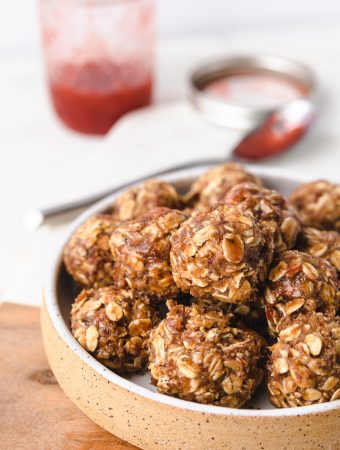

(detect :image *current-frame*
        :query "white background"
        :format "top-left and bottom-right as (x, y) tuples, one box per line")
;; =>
(2, 0), (340, 54)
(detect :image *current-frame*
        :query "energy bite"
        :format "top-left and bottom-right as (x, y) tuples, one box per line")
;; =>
(170, 205), (274, 304)
(290, 180), (340, 231)
(224, 182), (301, 252)
(297, 227), (340, 275)
(63, 214), (118, 287)
(263, 250), (339, 335)
(268, 312), (340, 407)
(149, 301), (266, 408)
(112, 179), (182, 221)
(71, 286), (160, 373)
(191, 296), (267, 336)
(184, 162), (262, 209)
(110, 207), (188, 298)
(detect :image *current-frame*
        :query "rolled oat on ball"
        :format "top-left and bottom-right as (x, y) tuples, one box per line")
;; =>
(170, 204), (274, 304)
(297, 227), (340, 275)
(290, 180), (340, 232)
(184, 163), (262, 210)
(191, 296), (267, 336)
(223, 182), (301, 253)
(71, 286), (160, 373)
(112, 179), (182, 221)
(149, 301), (266, 408)
(263, 250), (339, 335)
(268, 312), (340, 407)
(110, 207), (188, 298)
(63, 214), (118, 287)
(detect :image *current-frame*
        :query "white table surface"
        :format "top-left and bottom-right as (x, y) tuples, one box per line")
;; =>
(2, 22), (340, 306)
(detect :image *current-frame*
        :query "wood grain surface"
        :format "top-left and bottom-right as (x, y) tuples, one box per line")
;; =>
(0, 303), (138, 450)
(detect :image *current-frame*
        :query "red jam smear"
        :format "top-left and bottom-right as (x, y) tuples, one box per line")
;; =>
(233, 111), (309, 160)
(49, 61), (152, 135)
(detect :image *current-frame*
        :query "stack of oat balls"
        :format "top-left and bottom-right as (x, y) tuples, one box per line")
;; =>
(63, 164), (340, 409)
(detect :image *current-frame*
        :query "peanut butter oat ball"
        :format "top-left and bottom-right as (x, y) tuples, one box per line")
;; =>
(297, 227), (340, 275)
(63, 214), (118, 287)
(110, 207), (188, 298)
(112, 179), (182, 221)
(263, 250), (339, 335)
(224, 182), (301, 252)
(149, 301), (266, 408)
(191, 296), (267, 336)
(170, 205), (274, 304)
(71, 286), (160, 373)
(184, 163), (263, 209)
(290, 180), (340, 231)
(268, 312), (340, 408)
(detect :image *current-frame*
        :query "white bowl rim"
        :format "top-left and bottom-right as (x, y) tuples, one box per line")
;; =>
(44, 163), (340, 418)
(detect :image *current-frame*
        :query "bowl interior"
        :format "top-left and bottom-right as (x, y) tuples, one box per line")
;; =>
(50, 164), (339, 416)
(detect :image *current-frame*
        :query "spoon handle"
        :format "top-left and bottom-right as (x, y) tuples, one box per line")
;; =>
(28, 158), (224, 228)
(27, 98), (314, 229)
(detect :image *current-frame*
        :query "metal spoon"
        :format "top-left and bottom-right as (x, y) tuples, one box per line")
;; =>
(25, 98), (315, 230)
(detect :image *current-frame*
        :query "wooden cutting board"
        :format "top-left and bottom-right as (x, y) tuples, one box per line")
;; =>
(0, 303), (138, 450)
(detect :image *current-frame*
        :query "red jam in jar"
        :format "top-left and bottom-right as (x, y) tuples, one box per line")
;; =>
(49, 61), (152, 135)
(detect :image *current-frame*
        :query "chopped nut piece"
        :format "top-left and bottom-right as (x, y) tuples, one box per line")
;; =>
(268, 312), (340, 407)
(290, 180), (340, 231)
(110, 207), (187, 298)
(112, 179), (182, 221)
(184, 163), (262, 210)
(170, 205), (274, 304)
(224, 182), (301, 252)
(71, 287), (160, 373)
(63, 214), (118, 287)
(262, 250), (339, 335)
(149, 301), (266, 408)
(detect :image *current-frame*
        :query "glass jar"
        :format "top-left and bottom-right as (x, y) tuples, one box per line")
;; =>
(39, 0), (154, 135)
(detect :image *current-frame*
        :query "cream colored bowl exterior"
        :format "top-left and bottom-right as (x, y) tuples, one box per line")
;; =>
(42, 165), (340, 450)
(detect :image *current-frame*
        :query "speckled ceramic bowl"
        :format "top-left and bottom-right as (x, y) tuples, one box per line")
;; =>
(42, 165), (340, 450)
